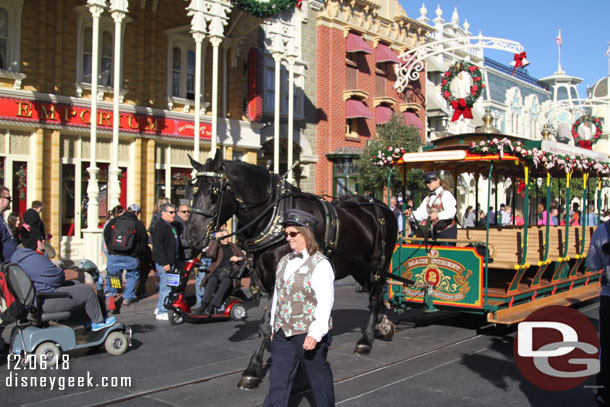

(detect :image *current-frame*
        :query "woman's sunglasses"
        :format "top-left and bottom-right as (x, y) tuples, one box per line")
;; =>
(285, 231), (300, 238)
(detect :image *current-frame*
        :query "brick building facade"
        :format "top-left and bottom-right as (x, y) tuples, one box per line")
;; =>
(314, 0), (430, 197)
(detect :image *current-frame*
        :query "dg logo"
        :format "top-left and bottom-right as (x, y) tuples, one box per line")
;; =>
(514, 305), (600, 391)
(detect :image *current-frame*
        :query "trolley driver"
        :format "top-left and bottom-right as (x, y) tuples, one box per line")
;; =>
(404, 171), (457, 243)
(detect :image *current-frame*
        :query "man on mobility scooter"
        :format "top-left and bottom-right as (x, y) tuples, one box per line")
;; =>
(11, 225), (116, 331)
(198, 228), (245, 317)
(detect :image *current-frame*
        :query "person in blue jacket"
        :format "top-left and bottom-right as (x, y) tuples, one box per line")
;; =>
(586, 220), (610, 406)
(11, 225), (116, 331)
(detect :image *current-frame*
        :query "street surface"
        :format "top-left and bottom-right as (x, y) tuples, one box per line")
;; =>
(0, 276), (600, 407)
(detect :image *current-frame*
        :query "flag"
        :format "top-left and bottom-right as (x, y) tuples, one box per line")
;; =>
(606, 43), (610, 57)
(555, 28), (562, 47)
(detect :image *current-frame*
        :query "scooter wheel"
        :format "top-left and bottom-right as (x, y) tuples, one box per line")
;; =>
(105, 331), (129, 356)
(168, 310), (184, 325)
(35, 341), (61, 368)
(230, 303), (247, 321)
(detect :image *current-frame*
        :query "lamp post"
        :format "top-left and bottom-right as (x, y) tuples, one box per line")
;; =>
(83, 0), (107, 270)
(186, 0), (231, 161)
(108, 0), (128, 211)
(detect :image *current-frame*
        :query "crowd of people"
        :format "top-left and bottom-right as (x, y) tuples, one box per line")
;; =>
(0, 185), (247, 324)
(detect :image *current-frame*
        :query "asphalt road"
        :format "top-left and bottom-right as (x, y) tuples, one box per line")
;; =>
(0, 276), (601, 407)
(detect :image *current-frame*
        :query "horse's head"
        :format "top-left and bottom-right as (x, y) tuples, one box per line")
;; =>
(186, 149), (238, 250)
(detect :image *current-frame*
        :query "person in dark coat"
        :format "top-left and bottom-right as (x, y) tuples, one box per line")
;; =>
(151, 203), (178, 321)
(22, 200), (56, 258)
(0, 186), (17, 262)
(586, 220), (610, 406)
(103, 203), (148, 306)
(11, 225), (116, 331)
(199, 228), (244, 316)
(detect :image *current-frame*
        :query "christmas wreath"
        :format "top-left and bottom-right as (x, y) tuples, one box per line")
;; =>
(571, 115), (604, 150)
(441, 61), (485, 122)
(235, 0), (297, 18)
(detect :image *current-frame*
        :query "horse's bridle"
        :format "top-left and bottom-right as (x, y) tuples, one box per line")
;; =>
(188, 170), (229, 241)
(188, 167), (276, 242)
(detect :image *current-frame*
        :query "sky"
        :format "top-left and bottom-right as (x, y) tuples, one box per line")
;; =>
(399, 0), (610, 96)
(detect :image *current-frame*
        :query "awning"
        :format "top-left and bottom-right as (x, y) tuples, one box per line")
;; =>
(375, 105), (393, 124)
(346, 99), (373, 119)
(346, 32), (373, 54)
(403, 111), (425, 129)
(376, 43), (400, 64)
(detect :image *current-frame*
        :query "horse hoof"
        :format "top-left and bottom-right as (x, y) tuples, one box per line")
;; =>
(354, 343), (371, 355)
(237, 376), (261, 390)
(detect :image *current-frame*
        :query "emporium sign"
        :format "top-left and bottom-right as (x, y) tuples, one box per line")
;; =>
(0, 97), (212, 139)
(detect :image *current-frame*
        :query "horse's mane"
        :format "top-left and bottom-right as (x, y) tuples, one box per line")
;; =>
(223, 159), (271, 178)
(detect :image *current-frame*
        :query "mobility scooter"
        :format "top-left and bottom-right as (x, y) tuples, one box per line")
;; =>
(164, 258), (247, 325)
(5, 260), (132, 367)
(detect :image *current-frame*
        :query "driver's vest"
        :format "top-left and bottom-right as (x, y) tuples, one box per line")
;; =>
(426, 189), (445, 225)
(273, 252), (332, 337)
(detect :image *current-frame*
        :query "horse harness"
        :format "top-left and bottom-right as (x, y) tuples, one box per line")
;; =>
(189, 167), (389, 287)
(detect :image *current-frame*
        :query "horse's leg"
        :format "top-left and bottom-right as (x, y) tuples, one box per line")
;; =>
(354, 279), (385, 355)
(237, 304), (272, 389)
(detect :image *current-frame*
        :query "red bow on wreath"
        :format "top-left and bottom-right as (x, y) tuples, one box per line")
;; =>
(296, 0), (302, 9)
(451, 98), (473, 122)
(578, 139), (592, 149)
(513, 52), (527, 68)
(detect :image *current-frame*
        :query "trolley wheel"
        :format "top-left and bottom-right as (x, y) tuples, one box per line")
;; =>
(168, 310), (184, 325)
(35, 341), (61, 368)
(104, 331), (129, 356)
(230, 303), (247, 321)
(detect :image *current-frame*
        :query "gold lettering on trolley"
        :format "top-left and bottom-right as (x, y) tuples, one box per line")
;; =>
(98, 111), (112, 126)
(80, 110), (91, 124)
(16, 101), (33, 118)
(40, 105), (58, 121)
(145, 117), (158, 131)
(127, 116), (139, 129)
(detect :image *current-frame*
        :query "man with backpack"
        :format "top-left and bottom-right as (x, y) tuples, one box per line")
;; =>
(103, 203), (148, 307)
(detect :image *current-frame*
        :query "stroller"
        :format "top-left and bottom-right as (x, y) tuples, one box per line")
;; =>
(2, 261), (131, 367)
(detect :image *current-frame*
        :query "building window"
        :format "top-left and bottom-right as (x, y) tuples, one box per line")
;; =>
(331, 157), (359, 198)
(264, 56), (305, 118)
(557, 86), (569, 101)
(80, 27), (113, 86)
(346, 118), (358, 137)
(170, 45), (196, 100)
(0, 0), (24, 73)
(0, 7), (8, 69)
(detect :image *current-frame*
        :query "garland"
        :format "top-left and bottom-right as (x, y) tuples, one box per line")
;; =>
(372, 146), (406, 166)
(235, 0), (296, 18)
(441, 61), (485, 122)
(571, 115), (604, 150)
(469, 138), (610, 175)
(371, 137), (610, 176)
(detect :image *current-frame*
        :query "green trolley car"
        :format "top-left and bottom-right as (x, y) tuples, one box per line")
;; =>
(384, 126), (606, 324)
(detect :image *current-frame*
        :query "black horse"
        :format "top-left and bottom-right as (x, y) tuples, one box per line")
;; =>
(186, 151), (398, 389)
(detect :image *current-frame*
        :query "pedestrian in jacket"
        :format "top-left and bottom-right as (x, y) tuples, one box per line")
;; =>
(103, 203), (148, 306)
(586, 220), (610, 406)
(0, 186), (17, 262)
(151, 203), (178, 320)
